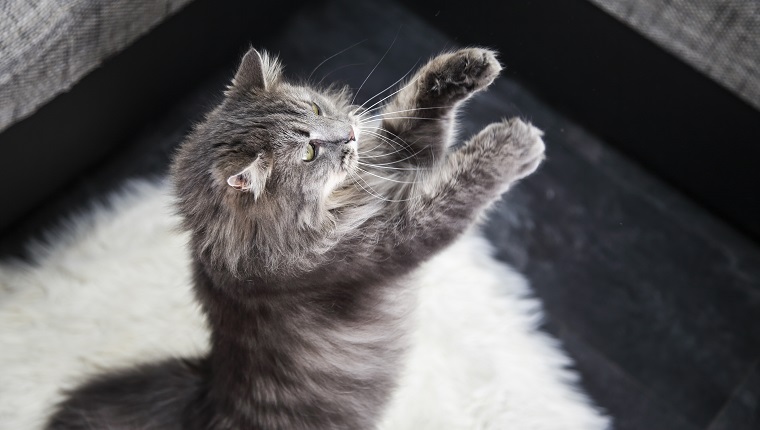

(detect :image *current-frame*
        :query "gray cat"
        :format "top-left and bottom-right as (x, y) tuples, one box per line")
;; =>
(47, 47), (545, 429)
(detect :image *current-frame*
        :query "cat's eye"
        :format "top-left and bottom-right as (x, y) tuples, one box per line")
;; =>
(302, 143), (317, 161)
(311, 102), (321, 116)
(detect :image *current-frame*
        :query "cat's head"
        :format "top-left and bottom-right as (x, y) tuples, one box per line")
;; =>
(200, 48), (361, 205)
(173, 48), (366, 272)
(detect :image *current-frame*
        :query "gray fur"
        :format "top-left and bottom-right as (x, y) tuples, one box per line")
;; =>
(47, 47), (544, 429)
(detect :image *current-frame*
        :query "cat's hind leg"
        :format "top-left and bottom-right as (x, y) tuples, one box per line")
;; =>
(46, 358), (208, 430)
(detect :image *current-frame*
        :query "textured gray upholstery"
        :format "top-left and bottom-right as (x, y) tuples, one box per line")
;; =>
(0, 0), (194, 133)
(588, 0), (760, 111)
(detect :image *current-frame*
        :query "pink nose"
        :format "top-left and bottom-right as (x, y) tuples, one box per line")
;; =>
(347, 128), (355, 143)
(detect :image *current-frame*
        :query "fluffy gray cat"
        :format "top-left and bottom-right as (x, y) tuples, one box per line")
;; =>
(47, 47), (545, 429)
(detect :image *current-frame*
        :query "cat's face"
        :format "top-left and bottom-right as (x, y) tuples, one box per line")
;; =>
(210, 49), (361, 204)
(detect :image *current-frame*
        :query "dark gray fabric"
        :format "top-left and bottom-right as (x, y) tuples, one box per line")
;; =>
(588, 0), (760, 111)
(0, 0), (194, 133)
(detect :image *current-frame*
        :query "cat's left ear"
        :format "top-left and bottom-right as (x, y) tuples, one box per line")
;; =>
(231, 47), (282, 92)
(226, 153), (272, 199)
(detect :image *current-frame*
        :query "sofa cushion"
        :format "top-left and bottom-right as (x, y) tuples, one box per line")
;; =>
(0, 0), (194, 133)
(588, 0), (760, 111)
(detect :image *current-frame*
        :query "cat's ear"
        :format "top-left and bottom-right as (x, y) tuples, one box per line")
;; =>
(226, 153), (272, 199)
(231, 48), (282, 92)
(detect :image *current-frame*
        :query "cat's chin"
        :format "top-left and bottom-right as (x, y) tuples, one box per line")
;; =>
(334, 168), (352, 185)
(340, 141), (359, 173)
(322, 170), (352, 201)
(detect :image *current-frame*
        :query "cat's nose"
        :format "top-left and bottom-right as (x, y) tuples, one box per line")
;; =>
(345, 128), (356, 144)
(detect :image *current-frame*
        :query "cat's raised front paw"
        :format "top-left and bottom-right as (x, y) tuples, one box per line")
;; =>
(424, 48), (501, 101)
(484, 118), (545, 182)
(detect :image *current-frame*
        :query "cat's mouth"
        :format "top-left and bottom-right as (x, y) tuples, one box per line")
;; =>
(340, 140), (359, 173)
(339, 126), (360, 173)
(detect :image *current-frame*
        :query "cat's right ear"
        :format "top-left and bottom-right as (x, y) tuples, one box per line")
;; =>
(231, 48), (282, 92)
(226, 153), (272, 200)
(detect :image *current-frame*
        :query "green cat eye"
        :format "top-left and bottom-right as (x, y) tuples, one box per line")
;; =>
(311, 102), (321, 116)
(302, 143), (317, 161)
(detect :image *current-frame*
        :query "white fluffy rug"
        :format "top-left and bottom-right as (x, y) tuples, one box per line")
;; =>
(0, 180), (610, 430)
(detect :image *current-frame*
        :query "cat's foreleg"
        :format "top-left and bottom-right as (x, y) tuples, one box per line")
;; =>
(401, 118), (544, 254)
(371, 48), (501, 167)
(335, 118), (543, 283)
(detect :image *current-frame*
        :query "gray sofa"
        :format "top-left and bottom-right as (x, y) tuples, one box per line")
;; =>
(1, 0), (193, 133)
(590, 0), (759, 111)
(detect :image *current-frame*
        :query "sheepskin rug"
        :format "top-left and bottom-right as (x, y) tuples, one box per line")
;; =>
(0, 180), (610, 429)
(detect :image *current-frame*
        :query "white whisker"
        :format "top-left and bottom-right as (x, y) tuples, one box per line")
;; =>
(316, 63), (365, 87)
(358, 75), (421, 116)
(307, 39), (367, 81)
(361, 130), (416, 156)
(352, 60), (420, 116)
(358, 150), (407, 159)
(356, 131), (393, 156)
(351, 31), (399, 106)
(371, 126), (408, 144)
(360, 116), (445, 124)
(358, 130), (432, 166)
(359, 106), (451, 123)
(349, 172), (416, 203)
(357, 167), (417, 184)
(362, 129), (413, 150)
(361, 129), (432, 165)
(364, 143), (430, 166)
(358, 149), (392, 158)
(358, 162), (419, 171)
(358, 144), (413, 159)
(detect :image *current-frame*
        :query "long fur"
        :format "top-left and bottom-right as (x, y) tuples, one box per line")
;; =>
(4, 47), (608, 429)
(0, 180), (610, 429)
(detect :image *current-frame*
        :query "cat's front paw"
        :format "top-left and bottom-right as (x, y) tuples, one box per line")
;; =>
(484, 118), (546, 182)
(423, 48), (501, 102)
